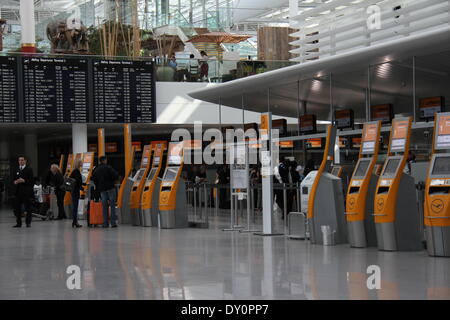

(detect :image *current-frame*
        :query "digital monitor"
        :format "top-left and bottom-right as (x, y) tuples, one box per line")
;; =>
(299, 114), (317, 134)
(371, 104), (393, 123)
(419, 97), (444, 120)
(383, 159), (401, 176)
(147, 168), (158, 181)
(163, 167), (179, 182)
(354, 159), (371, 177)
(335, 109), (354, 129)
(142, 157), (149, 167)
(331, 167), (341, 176)
(134, 169), (146, 181)
(153, 157), (160, 165)
(168, 143), (183, 165)
(432, 156), (450, 176)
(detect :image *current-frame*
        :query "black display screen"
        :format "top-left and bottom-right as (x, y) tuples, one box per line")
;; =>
(93, 59), (155, 123)
(354, 159), (371, 177)
(134, 169), (146, 181)
(147, 168), (158, 181)
(432, 157), (450, 176)
(383, 159), (401, 176)
(23, 57), (88, 123)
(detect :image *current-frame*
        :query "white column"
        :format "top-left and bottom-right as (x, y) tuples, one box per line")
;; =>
(20, 0), (36, 52)
(72, 124), (88, 154)
(334, 136), (340, 164)
(289, 0), (298, 27)
(24, 133), (38, 175)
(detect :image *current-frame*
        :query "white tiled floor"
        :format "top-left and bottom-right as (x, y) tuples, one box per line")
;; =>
(0, 208), (449, 300)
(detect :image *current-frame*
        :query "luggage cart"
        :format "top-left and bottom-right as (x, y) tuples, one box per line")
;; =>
(31, 186), (54, 221)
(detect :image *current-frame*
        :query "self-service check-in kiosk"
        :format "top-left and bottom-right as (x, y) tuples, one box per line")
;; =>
(158, 141), (188, 229)
(304, 125), (347, 245)
(129, 145), (152, 226)
(117, 147), (136, 224)
(425, 112), (450, 257)
(331, 166), (343, 178)
(374, 117), (422, 251)
(79, 152), (95, 219)
(345, 121), (381, 248)
(141, 142), (166, 227)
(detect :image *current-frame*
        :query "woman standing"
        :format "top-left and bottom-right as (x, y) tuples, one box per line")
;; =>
(45, 164), (66, 219)
(70, 159), (83, 228)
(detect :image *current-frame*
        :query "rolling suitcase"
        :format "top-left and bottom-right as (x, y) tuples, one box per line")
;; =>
(88, 201), (104, 227)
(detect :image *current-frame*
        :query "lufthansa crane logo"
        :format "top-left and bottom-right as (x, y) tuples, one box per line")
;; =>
(377, 198), (385, 210)
(431, 199), (445, 214)
(349, 198), (356, 210)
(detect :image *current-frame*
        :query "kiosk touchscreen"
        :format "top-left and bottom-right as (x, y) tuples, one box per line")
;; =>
(424, 112), (450, 257)
(345, 121), (381, 248)
(373, 117), (422, 251)
(158, 141), (188, 229)
(130, 145), (152, 226)
(141, 143), (166, 227)
(330, 166), (343, 178)
(302, 125), (347, 245)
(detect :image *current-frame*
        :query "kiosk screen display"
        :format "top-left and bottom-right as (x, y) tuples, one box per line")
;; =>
(163, 167), (179, 181)
(432, 157), (450, 175)
(331, 167), (341, 176)
(383, 159), (400, 176)
(134, 169), (146, 181)
(153, 157), (160, 165)
(354, 159), (370, 177)
(147, 168), (158, 181)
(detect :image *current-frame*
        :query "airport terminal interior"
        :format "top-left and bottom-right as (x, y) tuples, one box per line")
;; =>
(1, 0), (450, 300)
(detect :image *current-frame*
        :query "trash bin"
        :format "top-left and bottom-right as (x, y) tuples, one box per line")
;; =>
(321, 225), (336, 246)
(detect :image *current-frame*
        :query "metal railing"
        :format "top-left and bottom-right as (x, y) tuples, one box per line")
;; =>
(290, 0), (450, 63)
(155, 58), (297, 82)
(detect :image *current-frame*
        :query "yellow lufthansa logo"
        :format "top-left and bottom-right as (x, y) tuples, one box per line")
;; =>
(431, 199), (445, 214)
(377, 198), (385, 210)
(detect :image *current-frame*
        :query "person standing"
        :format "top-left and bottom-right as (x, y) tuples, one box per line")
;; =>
(45, 164), (66, 220)
(70, 159), (83, 228)
(12, 155), (34, 228)
(92, 156), (119, 228)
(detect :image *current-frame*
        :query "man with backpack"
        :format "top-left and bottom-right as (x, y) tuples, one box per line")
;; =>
(92, 156), (119, 228)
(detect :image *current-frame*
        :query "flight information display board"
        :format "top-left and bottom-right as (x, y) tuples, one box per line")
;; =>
(93, 59), (155, 123)
(0, 56), (19, 122)
(22, 57), (89, 123)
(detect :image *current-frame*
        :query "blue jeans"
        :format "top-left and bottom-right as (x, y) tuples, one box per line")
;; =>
(100, 189), (117, 226)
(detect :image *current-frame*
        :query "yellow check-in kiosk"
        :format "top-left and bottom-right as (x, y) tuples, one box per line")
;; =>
(424, 112), (450, 257)
(130, 144), (152, 226)
(306, 125), (347, 245)
(117, 147), (136, 224)
(345, 121), (381, 248)
(158, 141), (188, 229)
(79, 152), (95, 219)
(141, 142), (166, 227)
(373, 117), (422, 251)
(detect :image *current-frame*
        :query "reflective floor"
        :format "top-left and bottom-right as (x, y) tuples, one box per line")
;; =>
(0, 207), (449, 300)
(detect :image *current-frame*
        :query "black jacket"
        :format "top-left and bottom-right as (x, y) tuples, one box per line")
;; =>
(92, 164), (118, 192)
(13, 166), (34, 197)
(45, 170), (64, 193)
(69, 168), (83, 194)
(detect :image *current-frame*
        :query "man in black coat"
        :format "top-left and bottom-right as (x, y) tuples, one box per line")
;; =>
(92, 156), (119, 228)
(13, 155), (34, 228)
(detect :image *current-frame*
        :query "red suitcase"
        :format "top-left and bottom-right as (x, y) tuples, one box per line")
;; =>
(89, 201), (104, 226)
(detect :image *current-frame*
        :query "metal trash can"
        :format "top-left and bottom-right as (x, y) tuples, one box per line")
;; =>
(321, 225), (336, 246)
